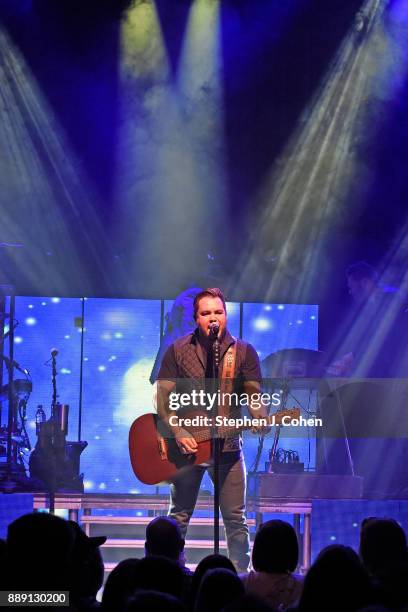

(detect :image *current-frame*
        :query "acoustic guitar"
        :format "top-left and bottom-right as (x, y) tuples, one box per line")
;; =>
(129, 408), (300, 485)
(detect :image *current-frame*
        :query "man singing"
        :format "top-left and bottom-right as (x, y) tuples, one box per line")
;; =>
(156, 288), (267, 572)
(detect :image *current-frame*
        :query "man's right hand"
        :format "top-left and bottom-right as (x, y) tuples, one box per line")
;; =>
(175, 435), (198, 454)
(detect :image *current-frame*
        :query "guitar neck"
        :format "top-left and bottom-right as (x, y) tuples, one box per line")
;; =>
(192, 409), (300, 443)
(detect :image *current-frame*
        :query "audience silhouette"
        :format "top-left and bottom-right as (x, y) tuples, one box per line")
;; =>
(297, 544), (373, 611)
(240, 519), (303, 610)
(359, 517), (408, 610)
(194, 568), (244, 612)
(3, 511), (408, 611)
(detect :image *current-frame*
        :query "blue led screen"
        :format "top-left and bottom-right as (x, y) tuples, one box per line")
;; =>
(3, 297), (318, 493)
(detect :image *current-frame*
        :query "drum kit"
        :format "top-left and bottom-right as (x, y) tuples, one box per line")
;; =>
(1, 295), (88, 496)
(0, 300), (35, 490)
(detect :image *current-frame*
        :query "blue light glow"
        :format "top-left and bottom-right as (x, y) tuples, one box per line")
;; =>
(12, 296), (318, 494)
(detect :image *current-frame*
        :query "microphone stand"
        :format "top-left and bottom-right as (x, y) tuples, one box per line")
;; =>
(51, 352), (58, 410)
(4, 294), (18, 491)
(211, 332), (220, 554)
(49, 352), (58, 514)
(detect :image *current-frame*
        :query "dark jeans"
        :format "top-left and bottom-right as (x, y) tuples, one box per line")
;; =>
(169, 454), (250, 572)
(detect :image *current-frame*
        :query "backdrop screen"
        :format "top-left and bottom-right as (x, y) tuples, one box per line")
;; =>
(2, 297), (318, 493)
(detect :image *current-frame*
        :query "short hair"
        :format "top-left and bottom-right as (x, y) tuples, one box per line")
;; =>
(252, 520), (299, 573)
(189, 554), (236, 609)
(193, 288), (226, 320)
(195, 568), (244, 612)
(298, 545), (372, 611)
(347, 261), (378, 283)
(359, 517), (408, 574)
(145, 516), (184, 560)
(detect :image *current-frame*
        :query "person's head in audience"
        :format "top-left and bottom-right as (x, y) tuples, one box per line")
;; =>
(189, 554), (237, 609)
(359, 517), (408, 575)
(221, 593), (275, 612)
(0, 539), (7, 590)
(195, 568), (244, 612)
(252, 519), (298, 574)
(68, 520), (106, 607)
(125, 590), (186, 612)
(102, 558), (141, 612)
(102, 555), (184, 610)
(360, 518), (408, 610)
(6, 512), (75, 591)
(136, 556), (184, 598)
(145, 516), (185, 562)
(298, 544), (373, 611)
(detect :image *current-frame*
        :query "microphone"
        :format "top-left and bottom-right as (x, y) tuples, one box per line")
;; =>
(51, 348), (59, 358)
(209, 322), (220, 339)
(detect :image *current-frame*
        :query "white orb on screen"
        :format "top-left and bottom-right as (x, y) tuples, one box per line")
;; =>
(253, 318), (271, 331)
(115, 358), (155, 425)
(104, 309), (135, 327)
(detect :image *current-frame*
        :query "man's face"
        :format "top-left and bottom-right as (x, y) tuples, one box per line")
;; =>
(347, 275), (375, 304)
(195, 296), (227, 338)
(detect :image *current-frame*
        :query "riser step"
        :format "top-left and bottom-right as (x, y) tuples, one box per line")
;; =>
(81, 516), (256, 526)
(102, 538), (228, 549)
(100, 546), (231, 566)
(82, 516), (255, 540)
(87, 529), (228, 540)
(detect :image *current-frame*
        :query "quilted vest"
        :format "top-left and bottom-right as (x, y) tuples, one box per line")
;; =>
(172, 331), (249, 453)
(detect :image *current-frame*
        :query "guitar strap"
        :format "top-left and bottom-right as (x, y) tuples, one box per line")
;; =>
(219, 341), (239, 452)
(156, 339), (240, 460)
(220, 342), (237, 412)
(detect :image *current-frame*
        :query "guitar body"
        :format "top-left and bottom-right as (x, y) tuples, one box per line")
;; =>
(129, 408), (300, 485)
(129, 413), (211, 485)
